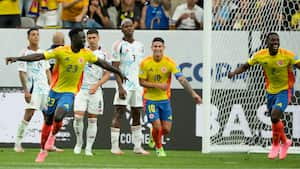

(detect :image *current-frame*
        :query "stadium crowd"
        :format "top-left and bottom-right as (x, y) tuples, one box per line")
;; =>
(0, 0), (204, 30)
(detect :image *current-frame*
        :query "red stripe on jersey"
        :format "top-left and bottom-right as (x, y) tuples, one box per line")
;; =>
(50, 64), (59, 89)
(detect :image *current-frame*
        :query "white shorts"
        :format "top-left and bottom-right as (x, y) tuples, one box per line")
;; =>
(36, 10), (58, 27)
(113, 90), (143, 107)
(74, 89), (104, 115)
(25, 93), (48, 110)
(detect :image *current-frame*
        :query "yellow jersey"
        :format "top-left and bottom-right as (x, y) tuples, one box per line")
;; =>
(0, 0), (20, 15)
(139, 55), (183, 101)
(248, 48), (300, 94)
(44, 46), (97, 93)
(59, 0), (89, 21)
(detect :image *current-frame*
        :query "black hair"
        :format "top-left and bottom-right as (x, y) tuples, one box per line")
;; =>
(27, 27), (39, 36)
(69, 28), (84, 39)
(87, 29), (99, 35)
(152, 37), (164, 44)
(266, 32), (279, 40)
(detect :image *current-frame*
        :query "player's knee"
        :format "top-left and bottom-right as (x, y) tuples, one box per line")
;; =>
(271, 117), (279, 123)
(45, 116), (53, 125)
(162, 128), (170, 135)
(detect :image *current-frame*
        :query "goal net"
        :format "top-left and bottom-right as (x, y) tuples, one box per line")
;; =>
(204, 0), (300, 153)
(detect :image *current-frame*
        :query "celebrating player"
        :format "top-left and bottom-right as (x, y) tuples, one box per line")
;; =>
(228, 32), (300, 160)
(6, 28), (126, 163)
(139, 37), (201, 157)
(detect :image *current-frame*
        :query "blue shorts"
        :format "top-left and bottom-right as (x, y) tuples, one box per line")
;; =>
(46, 90), (75, 115)
(145, 99), (172, 122)
(266, 89), (292, 113)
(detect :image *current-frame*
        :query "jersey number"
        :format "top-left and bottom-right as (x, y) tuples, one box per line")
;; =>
(66, 64), (78, 73)
(47, 97), (55, 107)
(148, 104), (156, 113)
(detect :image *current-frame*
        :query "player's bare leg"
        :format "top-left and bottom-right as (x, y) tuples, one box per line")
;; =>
(268, 109), (283, 160)
(131, 107), (149, 155)
(110, 106), (125, 155)
(151, 120), (166, 157)
(14, 109), (35, 152)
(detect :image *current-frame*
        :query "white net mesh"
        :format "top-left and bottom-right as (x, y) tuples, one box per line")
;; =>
(208, 0), (300, 153)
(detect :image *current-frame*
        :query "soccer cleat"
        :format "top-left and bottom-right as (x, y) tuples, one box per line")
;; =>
(35, 150), (48, 163)
(279, 139), (292, 160)
(47, 146), (64, 152)
(73, 144), (82, 154)
(148, 131), (155, 149)
(111, 148), (124, 155)
(85, 149), (94, 156)
(268, 144), (280, 160)
(14, 144), (24, 153)
(156, 147), (167, 157)
(133, 147), (150, 155)
(45, 135), (56, 151)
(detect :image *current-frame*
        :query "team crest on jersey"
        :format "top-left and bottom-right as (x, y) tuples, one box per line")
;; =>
(79, 57), (84, 64)
(161, 66), (167, 73)
(149, 114), (155, 119)
(277, 60), (284, 66)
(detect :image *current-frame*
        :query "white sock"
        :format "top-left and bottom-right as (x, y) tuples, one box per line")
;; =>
(131, 125), (143, 150)
(15, 120), (29, 146)
(73, 116), (84, 146)
(86, 118), (97, 152)
(111, 127), (120, 150)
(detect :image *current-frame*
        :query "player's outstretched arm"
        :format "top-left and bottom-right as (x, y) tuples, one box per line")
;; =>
(177, 76), (202, 104)
(228, 62), (250, 79)
(93, 58), (127, 82)
(6, 53), (46, 65)
(295, 62), (300, 69)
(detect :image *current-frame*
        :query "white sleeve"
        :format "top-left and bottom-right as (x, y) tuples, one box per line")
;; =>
(172, 6), (181, 21)
(17, 61), (27, 72)
(17, 49), (28, 72)
(45, 60), (50, 70)
(111, 40), (121, 62)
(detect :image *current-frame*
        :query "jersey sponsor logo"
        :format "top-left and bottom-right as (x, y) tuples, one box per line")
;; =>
(277, 60), (284, 66)
(64, 57), (70, 62)
(161, 66), (167, 73)
(276, 102), (283, 107)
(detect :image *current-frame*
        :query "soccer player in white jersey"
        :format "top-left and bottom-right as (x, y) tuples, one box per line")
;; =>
(110, 19), (149, 155)
(73, 29), (111, 156)
(14, 28), (51, 152)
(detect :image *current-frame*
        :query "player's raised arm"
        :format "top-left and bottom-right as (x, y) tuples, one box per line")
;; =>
(6, 53), (46, 65)
(228, 62), (250, 79)
(93, 57), (127, 82)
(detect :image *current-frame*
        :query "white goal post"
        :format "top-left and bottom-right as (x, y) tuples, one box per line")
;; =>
(202, 0), (300, 153)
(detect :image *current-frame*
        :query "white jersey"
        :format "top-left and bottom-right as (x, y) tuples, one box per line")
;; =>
(17, 48), (50, 94)
(111, 40), (144, 91)
(80, 47), (111, 90)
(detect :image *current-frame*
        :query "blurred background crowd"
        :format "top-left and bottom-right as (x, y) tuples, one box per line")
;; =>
(0, 0), (300, 31)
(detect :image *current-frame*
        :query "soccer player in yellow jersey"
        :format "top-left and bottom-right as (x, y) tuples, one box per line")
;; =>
(139, 37), (202, 157)
(228, 32), (300, 160)
(6, 28), (126, 163)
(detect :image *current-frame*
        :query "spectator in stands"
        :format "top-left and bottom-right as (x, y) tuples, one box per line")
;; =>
(60, 0), (89, 28)
(20, 0), (33, 16)
(116, 0), (141, 28)
(85, 0), (112, 28)
(172, 0), (203, 30)
(0, 0), (21, 28)
(291, 1), (300, 30)
(212, 0), (238, 30)
(29, 0), (61, 28)
(140, 0), (170, 30)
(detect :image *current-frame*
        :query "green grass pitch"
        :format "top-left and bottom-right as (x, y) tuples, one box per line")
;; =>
(0, 148), (299, 169)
